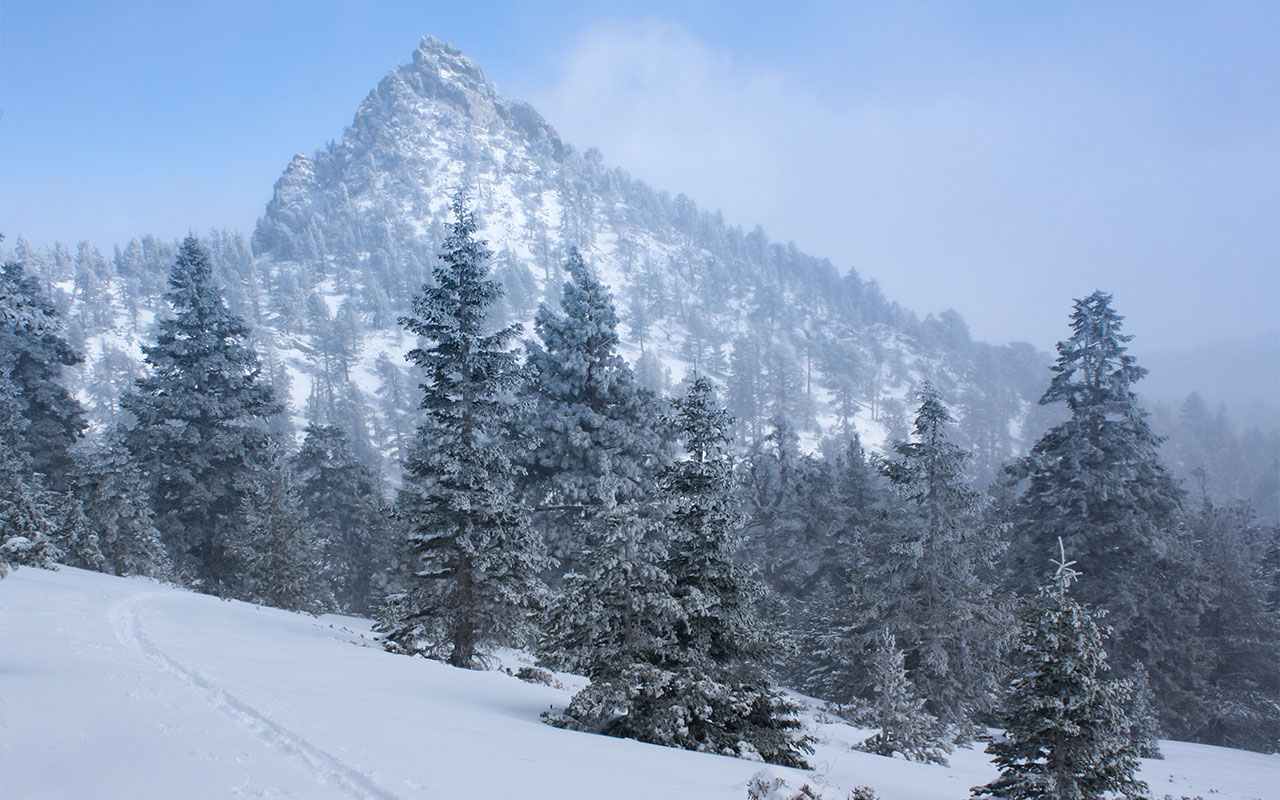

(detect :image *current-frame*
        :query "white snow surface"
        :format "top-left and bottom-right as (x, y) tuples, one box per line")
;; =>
(3, 566), (1276, 800)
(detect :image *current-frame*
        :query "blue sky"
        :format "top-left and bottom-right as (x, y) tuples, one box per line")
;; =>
(2, 1), (1277, 353)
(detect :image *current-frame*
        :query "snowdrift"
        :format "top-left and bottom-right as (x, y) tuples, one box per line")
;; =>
(1, 566), (1275, 799)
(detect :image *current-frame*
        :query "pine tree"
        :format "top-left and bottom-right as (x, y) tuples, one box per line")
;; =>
(794, 434), (895, 705)
(522, 249), (675, 678)
(373, 351), (415, 469)
(379, 193), (548, 668)
(974, 545), (1147, 800)
(237, 443), (332, 614)
(294, 423), (391, 614)
(71, 432), (171, 579)
(857, 629), (950, 764)
(0, 260), (87, 491)
(0, 381), (60, 578)
(1123, 662), (1162, 759)
(1189, 499), (1280, 752)
(520, 248), (666, 572)
(539, 508), (676, 677)
(122, 235), (281, 595)
(871, 384), (1008, 732)
(1006, 291), (1200, 736)
(663, 377), (762, 673)
(549, 377), (811, 767)
(740, 419), (817, 596)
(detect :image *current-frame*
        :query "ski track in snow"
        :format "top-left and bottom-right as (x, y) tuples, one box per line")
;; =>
(107, 592), (404, 800)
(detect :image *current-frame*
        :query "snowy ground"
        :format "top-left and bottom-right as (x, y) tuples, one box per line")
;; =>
(2, 567), (1275, 800)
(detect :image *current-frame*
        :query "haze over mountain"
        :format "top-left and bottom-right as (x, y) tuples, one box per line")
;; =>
(5, 36), (1275, 514)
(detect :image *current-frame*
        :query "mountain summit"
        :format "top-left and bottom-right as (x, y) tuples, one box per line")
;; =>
(249, 36), (1051, 476)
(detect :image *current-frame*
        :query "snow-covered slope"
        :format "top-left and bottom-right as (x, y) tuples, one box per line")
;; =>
(3, 565), (1275, 800)
(8, 36), (1060, 486)
(246, 35), (1054, 468)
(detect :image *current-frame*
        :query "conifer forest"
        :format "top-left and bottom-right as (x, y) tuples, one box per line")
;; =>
(2, 26), (1277, 800)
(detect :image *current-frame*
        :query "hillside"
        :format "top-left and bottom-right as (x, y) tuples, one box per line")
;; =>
(2, 564), (1275, 800)
(5, 36), (1057, 485)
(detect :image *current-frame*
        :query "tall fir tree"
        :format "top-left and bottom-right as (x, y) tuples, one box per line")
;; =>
(519, 247), (666, 572)
(236, 442), (332, 614)
(857, 628), (950, 764)
(294, 422), (392, 615)
(378, 193), (548, 668)
(549, 377), (811, 767)
(662, 377), (762, 675)
(1005, 291), (1200, 736)
(0, 259), (87, 492)
(0, 256), (102, 571)
(1188, 498), (1280, 752)
(123, 235), (281, 595)
(70, 431), (171, 579)
(871, 384), (1008, 733)
(0, 379), (60, 579)
(974, 544), (1147, 800)
(527, 250), (673, 677)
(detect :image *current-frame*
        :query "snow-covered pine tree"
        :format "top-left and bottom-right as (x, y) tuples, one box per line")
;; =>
(373, 351), (416, 469)
(793, 434), (893, 705)
(973, 544), (1147, 800)
(740, 419), (819, 597)
(1188, 498), (1280, 752)
(539, 507), (676, 677)
(379, 192), (548, 668)
(70, 431), (171, 579)
(1123, 662), (1162, 759)
(294, 422), (392, 614)
(122, 235), (281, 595)
(0, 259), (87, 492)
(522, 249), (675, 676)
(857, 629), (950, 764)
(0, 379), (60, 579)
(236, 442), (332, 614)
(1005, 291), (1200, 736)
(549, 377), (811, 767)
(870, 384), (1008, 732)
(520, 247), (667, 574)
(663, 376), (762, 673)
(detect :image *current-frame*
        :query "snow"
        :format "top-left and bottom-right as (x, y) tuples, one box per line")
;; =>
(3, 566), (1276, 800)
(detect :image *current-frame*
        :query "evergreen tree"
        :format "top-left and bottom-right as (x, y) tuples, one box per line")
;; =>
(71, 432), (171, 579)
(237, 443), (332, 614)
(549, 377), (811, 767)
(0, 260), (87, 491)
(122, 235), (280, 595)
(1005, 291), (1199, 735)
(793, 434), (895, 705)
(378, 193), (547, 668)
(0, 381), (60, 579)
(373, 351), (415, 469)
(871, 384), (1008, 732)
(527, 251), (673, 675)
(1189, 499), (1280, 752)
(539, 508), (676, 677)
(857, 629), (950, 764)
(294, 423), (391, 614)
(663, 377), (762, 674)
(974, 545), (1147, 800)
(1123, 662), (1163, 759)
(740, 419), (817, 597)
(520, 247), (666, 572)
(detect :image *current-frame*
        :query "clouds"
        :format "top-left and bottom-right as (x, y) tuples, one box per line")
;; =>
(530, 14), (1279, 353)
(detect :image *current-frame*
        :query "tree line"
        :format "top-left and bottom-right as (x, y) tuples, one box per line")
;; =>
(2, 194), (1277, 789)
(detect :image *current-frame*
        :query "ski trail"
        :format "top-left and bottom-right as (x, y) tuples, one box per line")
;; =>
(108, 592), (403, 800)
